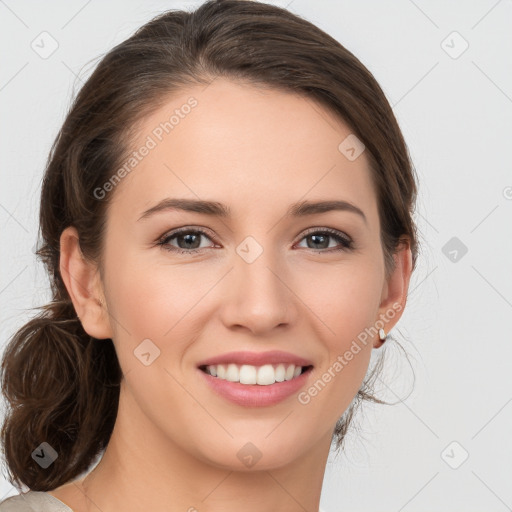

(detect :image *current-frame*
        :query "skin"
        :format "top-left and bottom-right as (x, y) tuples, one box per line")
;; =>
(53, 78), (412, 512)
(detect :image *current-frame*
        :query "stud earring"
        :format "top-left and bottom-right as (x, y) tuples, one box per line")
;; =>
(378, 328), (387, 342)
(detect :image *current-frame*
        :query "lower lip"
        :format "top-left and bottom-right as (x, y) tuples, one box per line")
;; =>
(198, 367), (313, 407)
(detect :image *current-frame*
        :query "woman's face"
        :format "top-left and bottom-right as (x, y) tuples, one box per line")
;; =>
(80, 78), (410, 470)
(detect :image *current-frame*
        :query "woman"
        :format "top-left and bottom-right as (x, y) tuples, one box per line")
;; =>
(0, 0), (418, 510)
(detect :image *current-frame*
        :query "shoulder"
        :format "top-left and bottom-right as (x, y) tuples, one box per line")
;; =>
(0, 491), (73, 511)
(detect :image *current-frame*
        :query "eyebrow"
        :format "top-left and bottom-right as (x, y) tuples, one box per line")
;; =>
(137, 198), (367, 225)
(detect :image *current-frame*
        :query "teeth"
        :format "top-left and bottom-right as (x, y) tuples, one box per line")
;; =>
(204, 363), (306, 385)
(239, 364), (256, 384)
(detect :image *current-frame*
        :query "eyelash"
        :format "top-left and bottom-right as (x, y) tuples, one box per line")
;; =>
(156, 226), (354, 255)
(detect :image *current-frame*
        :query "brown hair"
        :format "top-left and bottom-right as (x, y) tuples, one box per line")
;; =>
(0, 0), (419, 492)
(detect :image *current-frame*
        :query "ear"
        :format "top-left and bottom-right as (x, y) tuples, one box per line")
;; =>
(59, 226), (113, 340)
(374, 238), (413, 348)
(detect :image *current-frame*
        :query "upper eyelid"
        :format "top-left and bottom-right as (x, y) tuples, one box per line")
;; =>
(158, 226), (352, 246)
(160, 226), (217, 242)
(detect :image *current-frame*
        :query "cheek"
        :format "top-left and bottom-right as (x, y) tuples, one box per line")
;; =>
(103, 250), (214, 370)
(293, 263), (380, 416)
(301, 346), (372, 437)
(105, 242), (382, 375)
(294, 259), (382, 342)
(104, 248), (189, 330)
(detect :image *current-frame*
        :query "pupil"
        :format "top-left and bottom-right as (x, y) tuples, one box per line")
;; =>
(177, 233), (331, 250)
(309, 234), (328, 249)
(181, 233), (200, 249)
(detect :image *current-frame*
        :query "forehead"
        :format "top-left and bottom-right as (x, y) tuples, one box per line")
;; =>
(108, 78), (378, 227)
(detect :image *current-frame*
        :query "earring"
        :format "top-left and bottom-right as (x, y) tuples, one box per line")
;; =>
(378, 328), (387, 342)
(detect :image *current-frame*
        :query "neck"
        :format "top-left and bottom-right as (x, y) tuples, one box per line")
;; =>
(71, 380), (333, 512)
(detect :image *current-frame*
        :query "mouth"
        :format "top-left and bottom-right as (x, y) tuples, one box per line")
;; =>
(198, 363), (314, 386)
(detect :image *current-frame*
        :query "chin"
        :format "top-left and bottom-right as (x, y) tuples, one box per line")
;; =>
(192, 430), (312, 472)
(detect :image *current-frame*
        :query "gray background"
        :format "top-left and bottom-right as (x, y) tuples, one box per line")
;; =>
(1, 1), (511, 510)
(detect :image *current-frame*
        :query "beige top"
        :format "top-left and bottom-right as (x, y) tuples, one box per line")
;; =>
(0, 491), (73, 511)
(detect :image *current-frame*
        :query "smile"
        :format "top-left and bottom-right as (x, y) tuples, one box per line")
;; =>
(199, 363), (312, 386)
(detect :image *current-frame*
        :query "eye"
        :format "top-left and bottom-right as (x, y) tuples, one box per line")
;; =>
(156, 227), (216, 254)
(156, 226), (354, 255)
(295, 228), (354, 253)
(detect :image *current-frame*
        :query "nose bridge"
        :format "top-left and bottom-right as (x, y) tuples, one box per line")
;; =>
(221, 235), (294, 333)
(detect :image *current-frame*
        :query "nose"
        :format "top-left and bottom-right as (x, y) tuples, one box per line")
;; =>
(218, 247), (298, 336)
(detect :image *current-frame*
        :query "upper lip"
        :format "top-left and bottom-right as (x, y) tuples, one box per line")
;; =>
(197, 350), (314, 368)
